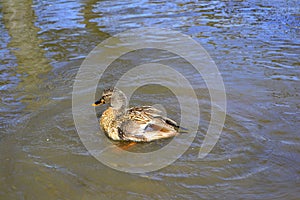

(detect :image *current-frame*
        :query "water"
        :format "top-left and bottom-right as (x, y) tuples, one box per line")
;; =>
(1, 0), (299, 199)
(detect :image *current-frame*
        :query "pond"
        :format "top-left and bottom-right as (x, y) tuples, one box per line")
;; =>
(0, 0), (299, 199)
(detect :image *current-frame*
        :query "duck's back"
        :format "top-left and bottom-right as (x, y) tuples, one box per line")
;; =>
(100, 106), (180, 142)
(119, 106), (180, 142)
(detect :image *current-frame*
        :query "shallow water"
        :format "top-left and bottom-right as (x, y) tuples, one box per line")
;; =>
(1, 0), (299, 199)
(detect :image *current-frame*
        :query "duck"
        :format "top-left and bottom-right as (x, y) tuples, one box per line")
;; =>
(92, 88), (181, 142)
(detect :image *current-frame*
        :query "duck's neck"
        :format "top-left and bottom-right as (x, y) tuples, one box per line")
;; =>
(111, 104), (127, 117)
(110, 89), (128, 117)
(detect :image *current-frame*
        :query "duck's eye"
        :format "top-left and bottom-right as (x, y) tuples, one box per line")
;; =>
(103, 94), (111, 100)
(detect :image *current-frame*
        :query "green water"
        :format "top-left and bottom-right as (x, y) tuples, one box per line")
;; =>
(0, 0), (299, 199)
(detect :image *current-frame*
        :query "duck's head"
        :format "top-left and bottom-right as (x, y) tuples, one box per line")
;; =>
(92, 88), (128, 110)
(92, 88), (114, 106)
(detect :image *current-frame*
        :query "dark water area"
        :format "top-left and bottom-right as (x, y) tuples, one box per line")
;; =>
(0, 0), (299, 199)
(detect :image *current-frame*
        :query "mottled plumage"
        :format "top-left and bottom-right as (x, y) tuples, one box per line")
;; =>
(93, 88), (180, 142)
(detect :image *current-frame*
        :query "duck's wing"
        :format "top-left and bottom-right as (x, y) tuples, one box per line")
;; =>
(119, 106), (179, 142)
(128, 106), (180, 127)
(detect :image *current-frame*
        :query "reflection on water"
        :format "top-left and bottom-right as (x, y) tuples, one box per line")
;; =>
(0, 0), (299, 199)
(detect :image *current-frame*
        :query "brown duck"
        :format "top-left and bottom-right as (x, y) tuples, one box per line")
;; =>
(92, 88), (181, 142)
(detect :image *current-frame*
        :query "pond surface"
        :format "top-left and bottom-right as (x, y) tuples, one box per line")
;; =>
(0, 0), (299, 199)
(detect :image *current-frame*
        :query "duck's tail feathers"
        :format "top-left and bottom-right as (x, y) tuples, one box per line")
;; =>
(164, 119), (189, 133)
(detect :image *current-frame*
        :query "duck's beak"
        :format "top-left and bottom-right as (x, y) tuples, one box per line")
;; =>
(92, 98), (105, 106)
